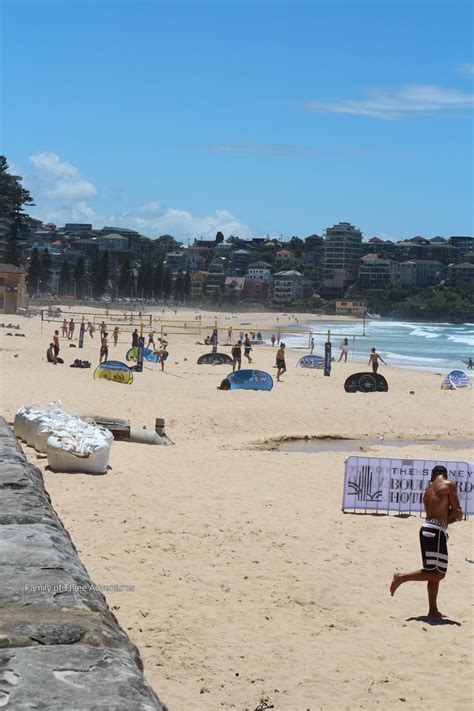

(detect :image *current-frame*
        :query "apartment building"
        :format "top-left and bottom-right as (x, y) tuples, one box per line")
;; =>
(273, 270), (303, 304)
(322, 222), (363, 294)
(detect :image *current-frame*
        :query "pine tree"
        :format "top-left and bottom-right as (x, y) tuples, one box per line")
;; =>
(89, 251), (101, 297)
(184, 271), (191, 298)
(0, 155), (35, 266)
(27, 247), (41, 296)
(58, 258), (71, 295)
(174, 271), (184, 301)
(98, 250), (109, 296)
(162, 267), (173, 299)
(152, 261), (163, 300)
(40, 249), (52, 293)
(118, 257), (131, 297)
(73, 256), (86, 298)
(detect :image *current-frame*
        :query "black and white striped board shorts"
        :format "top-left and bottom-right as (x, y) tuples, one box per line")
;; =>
(419, 520), (449, 573)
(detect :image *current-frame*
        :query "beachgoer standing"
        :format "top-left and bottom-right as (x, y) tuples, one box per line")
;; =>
(338, 337), (349, 363)
(100, 321), (107, 337)
(148, 330), (156, 349)
(390, 465), (463, 617)
(62, 318), (68, 337)
(239, 331), (244, 342)
(244, 334), (253, 364)
(368, 347), (386, 373)
(231, 340), (242, 372)
(68, 318), (75, 340)
(112, 326), (119, 346)
(52, 330), (60, 365)
(87, 321), (94, 338)
(156, 343), (169, 371)
(271, 334), (276, 347)
(228, 326), (233, 341)
(276, 343), (286, 382)
(100, 332), (109, 363)
(468, 357), (473, 370)
(132, 329), (139, 348)
(310, 337), (315, 354)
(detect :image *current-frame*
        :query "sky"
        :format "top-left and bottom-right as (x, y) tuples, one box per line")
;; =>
(1, 0), (473, 242)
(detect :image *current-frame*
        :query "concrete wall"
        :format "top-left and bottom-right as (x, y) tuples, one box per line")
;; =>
(0, 417), (167, 710)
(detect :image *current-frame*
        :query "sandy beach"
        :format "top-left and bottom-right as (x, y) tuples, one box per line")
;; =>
(1, 306), (472, 710)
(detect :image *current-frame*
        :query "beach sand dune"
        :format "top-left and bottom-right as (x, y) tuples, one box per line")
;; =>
(1, 308), (472, 710)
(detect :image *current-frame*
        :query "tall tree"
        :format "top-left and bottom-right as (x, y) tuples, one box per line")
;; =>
(89, 251), (102, 297)
(73, 256), (87, 299)
(40, 249), (52, 293)
(0, 155), (35, 266)
(118, 257), (132, 297)
(152, 261), (163, 300)
(98, 250), (109, 296)
(184, 271), (191, 299)
(58, 258), (71, 295)
(27, 247), (41, 296)
(174, 271), (184, 300)
(143, 261), (153, 299)
(162, 267), (173, 299)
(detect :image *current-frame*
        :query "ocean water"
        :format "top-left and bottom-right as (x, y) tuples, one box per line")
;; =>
(279, 319), (474, 373)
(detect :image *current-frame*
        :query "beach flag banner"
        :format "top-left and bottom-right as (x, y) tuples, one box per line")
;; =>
(297, 355), (325, 369)
(93, 360), (134, 385)
(441, 370), (471, 390)
(135, 336), (145, 372)
(227, 369), (273, 391)
(342, 456), (473, 517)
(126, 347), (158, 364)
(344, 372), (388, 393)
(198, 352), (233, 366)
(78, 322), (85, 349)
(324, 341), (331, 377)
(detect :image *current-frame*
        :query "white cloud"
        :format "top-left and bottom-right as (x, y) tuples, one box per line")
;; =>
(22, 152), (257, 240)
(28, 151), (97, 202)
(458, 63), (474, 75)
(304, 84), (474, 120)
(108, 206), (255, 241)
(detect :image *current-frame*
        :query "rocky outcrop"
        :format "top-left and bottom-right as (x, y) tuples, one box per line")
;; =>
(0, 418), (167, 710)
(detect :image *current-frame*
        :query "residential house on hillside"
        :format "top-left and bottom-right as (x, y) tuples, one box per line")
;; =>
(398, 260), (446, 288)
(273, 270), (303, 304)
(449, 235), (473, 256)
(358, 254), (398, 288)
(246, 261), (273, 284)
(190, 271), (208, 298)
(448, 262), (474, 286)
(232, 249), (252, 272)
(275, 249), (294, 267)
(224, 276), (245, 298)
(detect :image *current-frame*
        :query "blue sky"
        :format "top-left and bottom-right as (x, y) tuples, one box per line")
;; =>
(1, 0), (473, 242)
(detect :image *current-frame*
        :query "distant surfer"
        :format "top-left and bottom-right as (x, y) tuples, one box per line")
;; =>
(390, 465), (463, 618)
(468, 357), (473, 370)
(368, 347), (387, 373)
(338, 337), (349, 363)
(276, 343), (286, 382)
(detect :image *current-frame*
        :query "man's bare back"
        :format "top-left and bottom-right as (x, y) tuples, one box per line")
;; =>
(423, 478), (462, 526)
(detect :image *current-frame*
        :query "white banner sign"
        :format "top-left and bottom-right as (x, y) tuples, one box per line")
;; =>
(342, 457), (473, 516)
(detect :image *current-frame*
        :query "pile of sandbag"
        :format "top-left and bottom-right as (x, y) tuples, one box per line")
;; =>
(14, 401), (112, 474)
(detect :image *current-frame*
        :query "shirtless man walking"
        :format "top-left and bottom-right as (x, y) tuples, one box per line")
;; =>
(390, 465), (463, 617)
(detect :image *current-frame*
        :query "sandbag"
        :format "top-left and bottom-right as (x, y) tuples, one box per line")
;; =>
(47, 433), (111, 474)
(24, 401), (64, 446)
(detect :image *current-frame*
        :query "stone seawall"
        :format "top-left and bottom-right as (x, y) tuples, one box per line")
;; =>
(0, 417), (167, 710)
